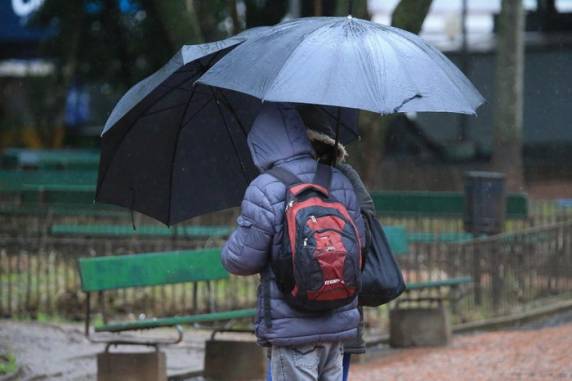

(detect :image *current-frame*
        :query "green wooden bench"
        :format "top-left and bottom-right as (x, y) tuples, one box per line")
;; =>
(54, 224), (232, 238)
(78, 248), (256, 347)
(387, 225), (473, 307)
(371, 191), (528, 219)
(0, 170), (97, 205)
(2, 148), (100, 170)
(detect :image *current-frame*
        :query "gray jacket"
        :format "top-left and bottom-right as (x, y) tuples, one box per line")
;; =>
(221, 103), (366, 346)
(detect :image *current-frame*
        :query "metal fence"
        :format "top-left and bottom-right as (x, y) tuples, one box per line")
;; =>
(2, 200), (572, 331)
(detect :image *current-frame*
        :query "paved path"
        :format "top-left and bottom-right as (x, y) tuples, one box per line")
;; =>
(351, 321), (572, 381)
(3, 314), (572, 380)
(0, 320), (208, 381)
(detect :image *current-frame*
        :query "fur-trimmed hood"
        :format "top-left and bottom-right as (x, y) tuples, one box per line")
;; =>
(306, 129), (349, 163)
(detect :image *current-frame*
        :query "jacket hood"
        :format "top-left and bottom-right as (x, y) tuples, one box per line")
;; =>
(247, 103), (314, 171)
(306, 129), (349, 163)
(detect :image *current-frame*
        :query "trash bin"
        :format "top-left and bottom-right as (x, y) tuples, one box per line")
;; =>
(464, 171), (506, 235)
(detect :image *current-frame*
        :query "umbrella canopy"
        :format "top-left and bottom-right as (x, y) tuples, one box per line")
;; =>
(96, 30), (268, 225)
(198, 17), (485, 115)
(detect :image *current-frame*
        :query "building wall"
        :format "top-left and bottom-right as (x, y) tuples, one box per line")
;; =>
(416, 44), (572, 148)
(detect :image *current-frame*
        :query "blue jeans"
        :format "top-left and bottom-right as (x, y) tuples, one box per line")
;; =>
(267, 350), (351, 381)
(267, 342), (343, 381)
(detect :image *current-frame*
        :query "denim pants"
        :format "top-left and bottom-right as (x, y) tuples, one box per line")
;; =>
(269, 342), (343, 381)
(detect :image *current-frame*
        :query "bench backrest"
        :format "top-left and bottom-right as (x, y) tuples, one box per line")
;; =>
(0, 170), (97, 188)
(78, 248), (227, 292)
(382, 226), (409, 256)
(54, 224), (231, 238)
(2, 149), (99, 169)
(371, 191), (528, 219)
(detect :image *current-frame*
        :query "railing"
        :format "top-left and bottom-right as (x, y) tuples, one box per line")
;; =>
(2, 199), (572, 332)
(2, 220), (572, 330)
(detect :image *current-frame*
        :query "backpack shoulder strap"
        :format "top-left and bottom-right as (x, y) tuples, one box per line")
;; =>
(313, 163), (332, 190)
(266, 166), (302, 187)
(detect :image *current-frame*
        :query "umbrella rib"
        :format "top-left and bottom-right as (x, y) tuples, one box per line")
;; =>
(166, 88), (198, 225)
(181, 97), (214, 126)
(317, 106), (360, 139)
(209, 87), (251, 184)
(389, 27), (480, 110)
(96, 74), (199, 203)
(216, 91), (249, 137)
(141, 102), (189, 118)
(262, 21), (332, 101)
(164, 51), (229, 224)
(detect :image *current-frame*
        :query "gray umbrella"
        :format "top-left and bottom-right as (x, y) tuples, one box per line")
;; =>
(198, 17), (484, 115)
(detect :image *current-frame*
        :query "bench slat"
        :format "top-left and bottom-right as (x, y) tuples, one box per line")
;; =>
(53, 224), (231, 237)
(371, 191), (528, 219)
(95, 308), (257, 332)
(78, 248), (227, 292)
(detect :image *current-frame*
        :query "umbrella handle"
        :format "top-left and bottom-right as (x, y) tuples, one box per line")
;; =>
(331, 107), (342, 167)
(347, 0), (353, 16)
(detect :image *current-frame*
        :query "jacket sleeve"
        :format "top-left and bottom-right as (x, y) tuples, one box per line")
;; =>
(221, 182), (275, 276)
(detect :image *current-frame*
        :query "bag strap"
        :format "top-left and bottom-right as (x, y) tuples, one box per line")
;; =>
(313, 163), (332, 190)
(266, 166), (302, 187)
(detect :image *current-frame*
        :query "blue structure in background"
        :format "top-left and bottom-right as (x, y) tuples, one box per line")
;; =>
(0, 0), (139, 59)
(0, 0), (50, 58)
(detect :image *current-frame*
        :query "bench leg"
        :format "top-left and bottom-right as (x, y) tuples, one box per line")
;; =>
(97, 350), (167, 381)
(389, 302), (452, 348)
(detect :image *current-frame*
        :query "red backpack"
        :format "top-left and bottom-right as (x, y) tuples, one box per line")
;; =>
(267, 163), (362, 312)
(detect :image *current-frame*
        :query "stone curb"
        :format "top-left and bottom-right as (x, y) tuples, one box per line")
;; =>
(453, 299), (572, 333)
(357, 299), (572, 363)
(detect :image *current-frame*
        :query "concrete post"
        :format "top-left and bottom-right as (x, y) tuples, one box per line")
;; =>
(97, 351), (167, 381)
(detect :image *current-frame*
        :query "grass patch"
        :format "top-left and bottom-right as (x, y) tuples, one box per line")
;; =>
(0, 353), (17, 376)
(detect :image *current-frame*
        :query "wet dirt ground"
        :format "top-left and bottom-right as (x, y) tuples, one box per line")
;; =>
(351, 311), (572, 381)
(1, 311), (572, 381)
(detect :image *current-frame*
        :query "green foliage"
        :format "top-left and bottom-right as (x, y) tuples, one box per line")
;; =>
(0, 353), (17, 376)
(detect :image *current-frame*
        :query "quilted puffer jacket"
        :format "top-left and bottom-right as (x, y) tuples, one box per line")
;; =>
(221, 102), (365, 346)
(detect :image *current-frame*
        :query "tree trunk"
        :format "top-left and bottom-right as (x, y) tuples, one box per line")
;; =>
(145, 0), (203, 48)
(314, 0), (322, 16)
(357, 0), (433, 187)
(391, 0), (433, 34)
(229, 0), (241, 35)
(336, 0), (369, 18)
(492, 0), (525, 192)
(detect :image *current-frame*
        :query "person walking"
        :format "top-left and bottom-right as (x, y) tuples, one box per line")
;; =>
(298, 105), (375, 380)
(221, 102), (366, 381)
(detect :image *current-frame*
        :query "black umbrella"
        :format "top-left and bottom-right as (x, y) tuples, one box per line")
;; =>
(96, 29), (268, 225)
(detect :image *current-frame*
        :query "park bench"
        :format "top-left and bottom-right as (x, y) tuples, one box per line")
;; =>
(78, 248), (257, 380)
(75, 227), (415, 344)
(53, 223), (232, 238)
(78, 248), (256, 346)
(385, 225), (472, 347)
(1, 148), (100, 170)
(383, 225), (473, 305)
(371, 190), (528, 219)
(0, 170), (96, 205)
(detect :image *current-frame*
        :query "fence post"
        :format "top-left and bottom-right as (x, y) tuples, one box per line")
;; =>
(491, 242), (503, 312)
(472, 243), (482, 306)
